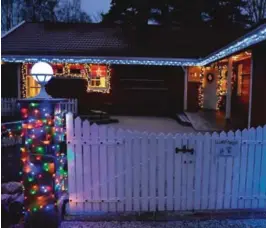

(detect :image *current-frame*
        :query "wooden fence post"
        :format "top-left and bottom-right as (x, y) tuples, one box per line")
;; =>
(66, 112), (76, 213)
(82, 120), (91, 211)
(74, 99), (78, 115)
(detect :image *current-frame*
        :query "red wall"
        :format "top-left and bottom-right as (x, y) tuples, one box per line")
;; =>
(46, 65), (185, 116)
(187, 82), (200, 112)
(251, 41), (266, 127)
(231, 58), (251, 128)
(1, 63), (19, 98)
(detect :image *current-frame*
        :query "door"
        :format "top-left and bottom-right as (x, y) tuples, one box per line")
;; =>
(203, 71), (217, 110)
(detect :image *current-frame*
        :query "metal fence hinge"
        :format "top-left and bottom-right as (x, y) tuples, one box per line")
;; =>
(175, 146), (194, 154)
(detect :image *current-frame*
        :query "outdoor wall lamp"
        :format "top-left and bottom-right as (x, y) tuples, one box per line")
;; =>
(30, 62), (53, 99)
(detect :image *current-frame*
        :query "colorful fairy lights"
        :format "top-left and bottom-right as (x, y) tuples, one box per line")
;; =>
(18, 100), (67, 215)
(198, 67), (205, 109)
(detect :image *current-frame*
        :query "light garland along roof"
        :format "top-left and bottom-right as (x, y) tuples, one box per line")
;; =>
(198, 23), (266, 66)
(2, 23), (266, 66)
(1, 56), (198, 66)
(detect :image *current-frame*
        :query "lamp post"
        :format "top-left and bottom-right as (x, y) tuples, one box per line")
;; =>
(18, 62), (67, 227)
(30, 62), (53, 99)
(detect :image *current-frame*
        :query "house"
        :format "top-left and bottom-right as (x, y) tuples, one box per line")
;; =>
(1, 21), (266, 129)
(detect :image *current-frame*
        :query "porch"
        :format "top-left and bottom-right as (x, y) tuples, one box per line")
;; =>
(1, 98), (244, 133)
(182, 110), (248, 132)
(183, 110), (227, 132)
(185, 50), (252, 130)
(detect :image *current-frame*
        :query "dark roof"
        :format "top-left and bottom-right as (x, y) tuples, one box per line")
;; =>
(1, 22), (247, 58)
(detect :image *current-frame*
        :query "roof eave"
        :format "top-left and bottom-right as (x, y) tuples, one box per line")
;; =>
(1, 23), (266, 66)
(1, 55), (199, 66)
(199, 23), (266, 66)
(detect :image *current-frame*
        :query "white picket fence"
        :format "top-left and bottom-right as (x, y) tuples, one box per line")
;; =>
(59, 99), (78, 115)
(1, 98), (78, 116)
(66, 112), (266, 214)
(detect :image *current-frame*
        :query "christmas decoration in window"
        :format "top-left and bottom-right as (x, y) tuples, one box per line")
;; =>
(65, 63), (88, 78)
(87, 64), (111, 93)
(22, 63), (111, 98)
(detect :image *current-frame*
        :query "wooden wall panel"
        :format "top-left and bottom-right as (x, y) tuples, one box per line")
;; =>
(251, 41), (266, 127)
(187, 82), (200, 112)
(46, 65), (184, 116)
(1, 63), (19, 98)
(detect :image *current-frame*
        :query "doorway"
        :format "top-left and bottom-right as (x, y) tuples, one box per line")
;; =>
(203, 69), (218, 110)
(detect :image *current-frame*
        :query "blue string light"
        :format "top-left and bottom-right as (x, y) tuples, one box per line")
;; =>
(1, 56), (198, 66)
(199, 25), (266, 65)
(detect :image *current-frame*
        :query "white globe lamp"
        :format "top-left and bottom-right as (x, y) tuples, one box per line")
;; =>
(30, 62), (53, 99)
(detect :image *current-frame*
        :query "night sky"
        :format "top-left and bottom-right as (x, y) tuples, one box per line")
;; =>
(81, 0), (111, 21)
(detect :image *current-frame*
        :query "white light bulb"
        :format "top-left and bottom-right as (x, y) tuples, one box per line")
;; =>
(31, 62), (53, 76)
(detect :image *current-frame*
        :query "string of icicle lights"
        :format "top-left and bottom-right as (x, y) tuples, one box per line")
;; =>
(2, 25), (266, 67)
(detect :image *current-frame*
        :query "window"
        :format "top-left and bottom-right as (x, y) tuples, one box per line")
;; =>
(26, 75), (40, 98)
(54, 64), (64, 75)
(88, 65), (108, 90)
(22, 63), (111, 97)
(23, 63), (40, 98)
(66, 64), (86, 78)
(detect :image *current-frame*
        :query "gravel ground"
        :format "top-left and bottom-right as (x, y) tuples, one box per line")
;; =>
(61, 219), (266, 228)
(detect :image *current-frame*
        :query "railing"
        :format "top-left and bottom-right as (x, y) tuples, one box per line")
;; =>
(1, 98), (78, 116)
(59, 99), (78, 116)
(1, 98), (17, 116)
(1, 121), (23, 182)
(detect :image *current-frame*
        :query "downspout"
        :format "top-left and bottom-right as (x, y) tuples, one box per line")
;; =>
(248, 53), (253, 129)
(182, 66), (188, 111)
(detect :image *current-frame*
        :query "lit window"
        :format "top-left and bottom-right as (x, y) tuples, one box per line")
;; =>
(66, 64), (87, 78)
(22, 63), (111, 97)
(53, 64), (65, 75)
(89, 65), (108, 89)
(24, 63), (41, 98)
(26, 76), (40, 98)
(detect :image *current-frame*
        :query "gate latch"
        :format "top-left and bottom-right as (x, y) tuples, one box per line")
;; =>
(175, 146), (194, 154)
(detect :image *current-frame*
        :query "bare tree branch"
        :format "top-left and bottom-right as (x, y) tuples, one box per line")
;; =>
(244, 0), (266, 23)
(55, 1), (91, 23)
(91, 11), (104, 22)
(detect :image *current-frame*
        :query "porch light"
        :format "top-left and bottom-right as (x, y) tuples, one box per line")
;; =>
(30, 62), (53, 99)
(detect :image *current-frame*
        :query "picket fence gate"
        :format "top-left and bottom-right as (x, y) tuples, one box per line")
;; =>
(1, 98), (78, 116)
(66, 113), (266, 214)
